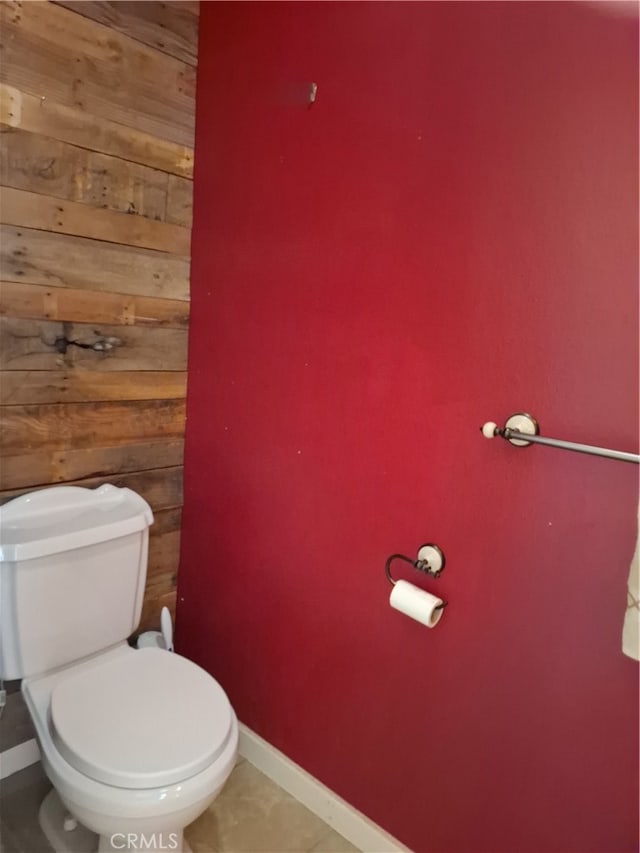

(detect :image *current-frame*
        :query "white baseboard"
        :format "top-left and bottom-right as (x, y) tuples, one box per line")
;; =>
(0, 737), (40, 780)
(238, 723), (409, 853)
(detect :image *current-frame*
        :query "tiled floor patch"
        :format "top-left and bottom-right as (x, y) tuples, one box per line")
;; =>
(0, 758), (359, 853)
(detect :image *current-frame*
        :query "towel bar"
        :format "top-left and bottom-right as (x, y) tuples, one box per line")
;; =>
(481, 413), (639, 465)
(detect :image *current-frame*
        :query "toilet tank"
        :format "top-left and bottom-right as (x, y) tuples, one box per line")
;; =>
(0, 484), (154, 680)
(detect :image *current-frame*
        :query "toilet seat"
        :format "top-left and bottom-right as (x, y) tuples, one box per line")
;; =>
(50, 648), (233, 789)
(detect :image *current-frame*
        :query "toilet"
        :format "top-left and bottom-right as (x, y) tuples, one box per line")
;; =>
(0, 484), (238, 852)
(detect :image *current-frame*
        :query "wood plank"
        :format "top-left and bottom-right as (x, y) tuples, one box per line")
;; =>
(0, 369), (187, 404)
(0, 1), (194, 635)
(165, 174), (193, 228)
(0, 317), (188, 371)
(146, 527), (180, 600)
(0, 282), (190, 329)
(104, 466), (184, 511)
(139, 589), (176, 632)
(0, 1), (195, 147)
(53, 2), (198, 66)
(0, 186), (191, 254)
(0, 127), (170, 220)
(0, 465), (184, 510)
(0, 226), (190, 300)
(0, 85), (194, 178)
(1, 399), (186, 455)
(144, 576), (178, 614)
(150, 506), (182, 537)
(0, 438), (184, 490)
(146, 528), (181, 592)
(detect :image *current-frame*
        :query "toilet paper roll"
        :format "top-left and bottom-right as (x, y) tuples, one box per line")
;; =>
(389, 579), (444, 628)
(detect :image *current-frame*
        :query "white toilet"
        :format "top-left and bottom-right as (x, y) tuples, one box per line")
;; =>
(0, 484), (238, 852)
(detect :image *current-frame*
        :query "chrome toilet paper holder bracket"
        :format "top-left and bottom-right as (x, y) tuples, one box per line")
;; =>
(384, 544), (447, 609)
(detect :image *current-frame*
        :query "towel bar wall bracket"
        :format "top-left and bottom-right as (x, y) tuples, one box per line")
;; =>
(481, 412), (639, 465)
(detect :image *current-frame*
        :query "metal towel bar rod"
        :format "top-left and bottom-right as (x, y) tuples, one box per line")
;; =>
(502, 429), (639, 464)
(481, 413), (640, 465)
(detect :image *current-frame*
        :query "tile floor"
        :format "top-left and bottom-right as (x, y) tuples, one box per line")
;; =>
(0, 757), (359, 853)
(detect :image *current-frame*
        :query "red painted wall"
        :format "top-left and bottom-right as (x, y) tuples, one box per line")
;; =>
(179, 3), (639, 850)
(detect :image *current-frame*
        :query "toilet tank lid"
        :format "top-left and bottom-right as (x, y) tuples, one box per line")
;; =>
(0, 485), (154, 563)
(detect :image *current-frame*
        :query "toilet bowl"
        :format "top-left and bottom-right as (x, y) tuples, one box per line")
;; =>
(23, 643), (238, 852)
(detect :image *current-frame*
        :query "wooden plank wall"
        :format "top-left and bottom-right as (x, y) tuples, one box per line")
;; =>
(0, 0), (199, 629)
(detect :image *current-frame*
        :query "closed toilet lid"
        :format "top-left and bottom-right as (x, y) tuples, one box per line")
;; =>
(50, 648), (234, 789)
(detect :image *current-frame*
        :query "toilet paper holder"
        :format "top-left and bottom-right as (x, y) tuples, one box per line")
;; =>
(384, 544), (447, 609)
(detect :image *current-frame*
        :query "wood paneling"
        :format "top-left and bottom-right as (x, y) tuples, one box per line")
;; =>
(166, 174), (193, 228)
(0, 370), (187, 405)
(53, 2), (199, 66)
(0, 466), (185, 509)
(147, 529), (181, 594)
(1, 400), (186, 455)
(0, 318), (188, 371)
(0, 0), (198, 630)
(1, 187), (191, 254)
(0, 1), (195, 146)
(0, 282), (190, 329)
(0, 85), (194, 177)
(1, 226), (190, 300)
(151, 506), (183, 536)
(0, 439), (185, 490)
(143, 504), (183, 633)
(0, 128), (171, 220)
